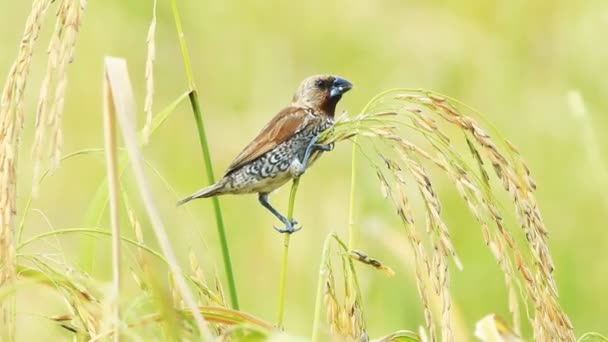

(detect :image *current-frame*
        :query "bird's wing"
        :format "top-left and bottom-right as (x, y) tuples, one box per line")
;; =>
(224, 106), (313, 176)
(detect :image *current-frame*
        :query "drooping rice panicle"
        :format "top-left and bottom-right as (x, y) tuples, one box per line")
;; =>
(0, 0), (53, 337)
(319, 89), (575, 341)
(32, 0), (87, 194)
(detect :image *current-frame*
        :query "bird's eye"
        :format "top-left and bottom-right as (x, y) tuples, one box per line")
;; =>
(315, 79), (325, 88)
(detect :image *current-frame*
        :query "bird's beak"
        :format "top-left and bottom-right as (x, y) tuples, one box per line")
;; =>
(330, 76), (353, 98)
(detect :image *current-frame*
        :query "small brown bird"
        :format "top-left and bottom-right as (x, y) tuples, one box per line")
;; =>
(178, 75), (353, 233)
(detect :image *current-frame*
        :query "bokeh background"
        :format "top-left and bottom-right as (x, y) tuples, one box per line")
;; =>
(2, 0), (607, 340)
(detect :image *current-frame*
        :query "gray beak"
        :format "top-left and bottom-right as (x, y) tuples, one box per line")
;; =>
(330, 76), (353, 98)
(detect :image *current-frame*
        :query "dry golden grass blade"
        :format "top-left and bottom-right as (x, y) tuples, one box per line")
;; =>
(321, 89), (575, 341)
(32, 0), (87, 194)
(103, 56), (213, 340)
(102, 56), (123, 340)
(0, 0), (53, 338)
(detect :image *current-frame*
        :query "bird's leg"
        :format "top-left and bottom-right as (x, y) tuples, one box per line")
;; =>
(258, 193), (301, 234)
(293, 135), (334, 177)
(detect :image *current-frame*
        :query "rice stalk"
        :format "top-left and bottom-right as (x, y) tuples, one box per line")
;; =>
(276, 178), (300, 329)
(0, 0), (52, 338)
(32, 0), (87, 194)
(320, 89), (575, 341)
(169, 0), (238, 309)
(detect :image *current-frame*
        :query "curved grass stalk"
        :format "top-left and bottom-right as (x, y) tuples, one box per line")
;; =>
(17, 228), (167, 263)
(17, 148), (105, 244)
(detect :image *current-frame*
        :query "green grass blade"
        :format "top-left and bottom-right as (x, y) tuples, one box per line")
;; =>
(186, 90), (238, 309)
(168, 0), (239, 310)
(17, 228), (167, 263)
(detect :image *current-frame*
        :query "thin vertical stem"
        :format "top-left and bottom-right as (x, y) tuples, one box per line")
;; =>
(170, 0), (239, 309)
(103, 69), (121, 341)
(348, 137), (358, 249)
(188, 91), (239, 309)
(276, 177), (300, 328)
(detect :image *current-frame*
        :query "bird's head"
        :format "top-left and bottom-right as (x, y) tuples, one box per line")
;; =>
(292, 75), (353, 117)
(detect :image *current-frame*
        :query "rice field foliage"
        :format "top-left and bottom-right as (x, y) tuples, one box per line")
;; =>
(1, 0), (608, 341)
(321, 90), (574, 341)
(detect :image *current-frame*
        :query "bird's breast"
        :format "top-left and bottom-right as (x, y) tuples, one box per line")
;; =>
(223, 118), (333, 194)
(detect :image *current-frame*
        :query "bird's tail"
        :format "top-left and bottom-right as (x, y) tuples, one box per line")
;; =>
(177, 181), (226, 206)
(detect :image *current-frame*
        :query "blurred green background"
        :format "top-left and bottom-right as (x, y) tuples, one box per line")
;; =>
(2, 0), (607, 340)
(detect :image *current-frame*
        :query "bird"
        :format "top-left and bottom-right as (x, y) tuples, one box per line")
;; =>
(177, 74), (353, 233)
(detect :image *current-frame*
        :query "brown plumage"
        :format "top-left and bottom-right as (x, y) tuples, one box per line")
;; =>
(178, 74), (353, 233)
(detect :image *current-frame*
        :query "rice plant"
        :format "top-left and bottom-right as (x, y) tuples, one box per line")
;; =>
(2, 1), (607, 341)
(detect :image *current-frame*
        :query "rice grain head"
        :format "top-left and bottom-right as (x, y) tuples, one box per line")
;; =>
(0, 0), (53, 338)
(321, 89), (575, 341)
(32, 0), (87, 195)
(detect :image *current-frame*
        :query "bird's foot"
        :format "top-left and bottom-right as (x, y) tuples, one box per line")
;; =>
(273, 219), (302, 234)
(292, 142), (335, 178)
(292, 165), (306, 178)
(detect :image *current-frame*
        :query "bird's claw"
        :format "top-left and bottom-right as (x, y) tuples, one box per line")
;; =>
(273, 222), (302, 234)
(293, 166), (305, 178)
